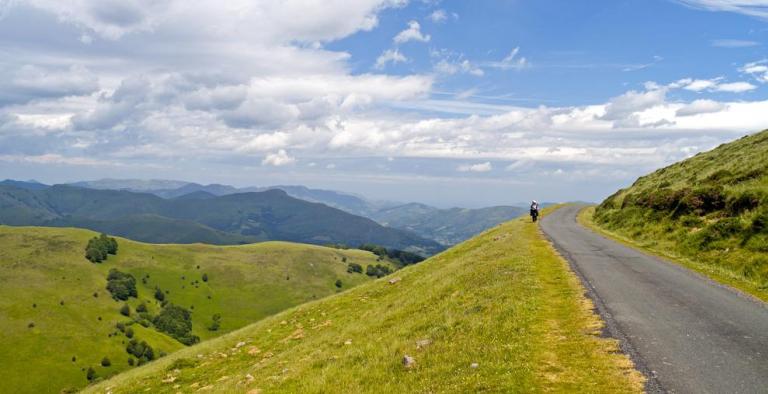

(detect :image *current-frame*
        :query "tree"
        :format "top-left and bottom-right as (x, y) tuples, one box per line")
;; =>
(101, 357), (111, 367)
(202, 273), (208, 282)
(335, 279), (342, 288)
(347, 263), (363, 273)
(106, 269), (137, 301)
(153, 304), (199, 345)
(120, 304), (131, 317)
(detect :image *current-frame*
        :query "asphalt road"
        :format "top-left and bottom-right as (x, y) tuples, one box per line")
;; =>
(540, 205), (768, 394)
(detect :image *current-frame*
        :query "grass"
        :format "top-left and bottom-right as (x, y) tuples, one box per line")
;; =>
(579, 207), (768, 302)
(0, 226), (386, 394)
(592, 130), (768, 302)
(85, 209), (643, 393)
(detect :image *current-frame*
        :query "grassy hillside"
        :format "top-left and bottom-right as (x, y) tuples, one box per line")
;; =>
(0, 226), (388, 393)
(0, 185), (443, 254)
(594, 130), (768, 299)
(85, 210), (643, 393)
(373, 203), (526, 245)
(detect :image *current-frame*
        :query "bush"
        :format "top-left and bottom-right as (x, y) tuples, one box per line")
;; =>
(335, 279), (342, 288)
(347, 263), (363, 273)
(154, 287), (165, 302)
(101, 357), (111, 367)
(153, 304), (199, 345)
(136, 303), (147, 313)
(726, 191), (763, 215)
(126, 339), (155, 362)
(125, 327), (134, 339)
(106, 269), (137, 301)
(365, 264), (392, 278)
(202, 273), (208, 282)
(86, 367), (97, 381)
(116, 322), (126, 332)
(119, 304), (131, 317)
(207, 313), (221, 331)
(85, 234), (118, 263)
(128, 358), (135, 366)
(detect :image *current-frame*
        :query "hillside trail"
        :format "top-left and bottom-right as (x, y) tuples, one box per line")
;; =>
(541, 205), (768, 394)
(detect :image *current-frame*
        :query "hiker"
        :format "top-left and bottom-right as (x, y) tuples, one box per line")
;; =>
(530, 200), (540, 222)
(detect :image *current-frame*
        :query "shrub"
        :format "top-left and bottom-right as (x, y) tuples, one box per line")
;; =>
(85, 234), (118, 263)
(101, 357), (111, 367)
(106, 269), (138, 301)
(125, 327), (134, 339)
(347, 263), (363, 273)
(335, 279), (342, 288)
(365, 264), (392, 278)
(726, 191), (763, 215)
(126, 339), (155, 361)
(120, 304), (131, 317)
(136, 303), (147, 313)
(28, 322), (34, 328)
(154, 287), (165, 302)
(128, 358), (135, 366)
(116, 322), (126, 332)
(86, 367), (97, 381)
(207, 313), (221, 331)
(153, 304), (199, 345)
(202, 273), (208, 282)
(751, 211), (768, 234)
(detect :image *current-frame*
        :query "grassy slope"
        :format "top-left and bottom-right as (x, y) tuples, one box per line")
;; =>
(85, 211), (643, 393)
(0, 226), (385, 394)
(592, 130), (768, 301)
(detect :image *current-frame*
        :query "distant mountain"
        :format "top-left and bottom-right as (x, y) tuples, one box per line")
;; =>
(0, 184), (443, 255)
(0, 179), (49, 190)
(372, 203), (527, 245)
(65, 178), (533, 245)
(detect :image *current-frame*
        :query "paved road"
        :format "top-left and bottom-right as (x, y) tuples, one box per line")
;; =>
(540, 205), (768, 394)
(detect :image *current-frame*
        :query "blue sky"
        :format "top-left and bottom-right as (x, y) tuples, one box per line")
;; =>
(0, 0), (767, 207)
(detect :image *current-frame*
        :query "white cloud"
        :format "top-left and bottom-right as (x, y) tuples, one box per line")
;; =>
(394, 20), (430, 44)
(680, 77), (756, 92)
(711, 39), (760, 47)
(426, 9), (457, 23)
(435, 59), (484, 77)
(262, 149), (296, 166)
(676, 99), (726, 116)
(741, 60), (768, 83)
(375, 49), (408, 69)
(674, 0), (768, 20)
(485, 47), (529, 70)
(715, 81), (757, 92)
(458, 162), (492, 172)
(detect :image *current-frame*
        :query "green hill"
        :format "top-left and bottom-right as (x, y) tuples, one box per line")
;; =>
(0, 185), (443, 255)
(0, 226), (390, 393)
(84, 211), (643, 393)
(593, 130), (768, 298)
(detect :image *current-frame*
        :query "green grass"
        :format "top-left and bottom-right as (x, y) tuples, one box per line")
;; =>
(0, 226), (386, 394)
(592, 130), (768, 301)
(85, 210), (643, 393)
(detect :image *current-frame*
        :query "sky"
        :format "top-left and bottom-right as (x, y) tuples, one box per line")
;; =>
(0, 0), (767, 207)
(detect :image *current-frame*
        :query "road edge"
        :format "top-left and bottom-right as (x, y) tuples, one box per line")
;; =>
(539, 205), (665, 394)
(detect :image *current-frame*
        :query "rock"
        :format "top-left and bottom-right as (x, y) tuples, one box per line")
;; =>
(388, 277), (402, 284)
(403, 355), (416, 369)
(245, 374), (254, 382)
(248, 346), (261, 356)
(415, 339), (431, 349)
(343, 339), (352, 345)
(246, 389), (261, 394)
(162, 376), (177, 383)
(470, 362), (479, 369)
(236, 341), (246, 348)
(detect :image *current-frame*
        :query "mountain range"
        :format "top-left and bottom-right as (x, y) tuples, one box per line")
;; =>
(0, 183), (442, 255)
(67, 179), (528, 245)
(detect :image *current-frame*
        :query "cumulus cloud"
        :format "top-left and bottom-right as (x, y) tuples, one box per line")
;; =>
(428, 9), (448, 23)
(458, 162), (492, 172)
(676, 99), (726, 116)
(394, 20), (430, 44)
(262, 149), (296, 166)
(375, 49), (408, 69)
(741, 60), (768, 83)
(0, 64), (99, 105)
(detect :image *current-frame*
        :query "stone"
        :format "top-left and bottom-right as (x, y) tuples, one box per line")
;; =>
(403, 355), (416, 369)
(388, 277), (402, 284)
(415, 339), (431, 349)
(470, 362), (479, 369)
